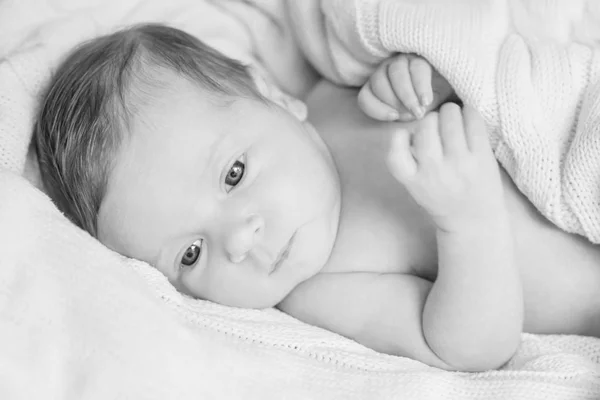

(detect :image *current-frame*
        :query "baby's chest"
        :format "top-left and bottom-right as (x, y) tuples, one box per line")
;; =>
(322, 183), (438, 278)
(323, 120), (439, 277)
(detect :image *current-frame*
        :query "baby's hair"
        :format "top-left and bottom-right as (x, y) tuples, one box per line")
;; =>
(35, 23), (263, 237)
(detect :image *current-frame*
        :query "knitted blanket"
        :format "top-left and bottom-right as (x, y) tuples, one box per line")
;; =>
(2, 0), (600, 399)
(288, 0), (600, 244)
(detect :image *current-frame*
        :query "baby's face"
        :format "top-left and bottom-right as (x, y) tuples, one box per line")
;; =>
(98, 76), (341, 308)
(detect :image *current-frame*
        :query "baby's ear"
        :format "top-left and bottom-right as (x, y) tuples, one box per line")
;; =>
(250, 67), (308, 121)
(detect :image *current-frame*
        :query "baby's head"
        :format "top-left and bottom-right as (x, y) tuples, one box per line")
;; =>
(35, 24), (341, 308)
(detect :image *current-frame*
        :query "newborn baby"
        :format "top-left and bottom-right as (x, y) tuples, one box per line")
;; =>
(35, 24), (600, 372)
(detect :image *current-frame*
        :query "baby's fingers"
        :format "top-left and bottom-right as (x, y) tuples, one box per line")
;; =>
(388, 56), (422, 119)
(463, 105), (490, 153)
(358, 81), (400, 121)
(407, 57), (433, 108)
(387, 128), (417, 182)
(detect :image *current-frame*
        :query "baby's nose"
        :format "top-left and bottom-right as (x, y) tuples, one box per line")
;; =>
(225, 214), (265, 263)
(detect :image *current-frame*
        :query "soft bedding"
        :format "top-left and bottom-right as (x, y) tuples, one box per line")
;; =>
(1, 0), (600, 399)
(289, 0), (600, 244)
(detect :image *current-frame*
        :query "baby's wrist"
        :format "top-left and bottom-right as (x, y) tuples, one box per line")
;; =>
(433, 206), (509, 235)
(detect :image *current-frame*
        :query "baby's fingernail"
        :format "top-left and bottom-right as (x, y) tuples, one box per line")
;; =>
(412, 106), (424, 119)
(420, 94), (432, 107)
(387, 111), (399, 120)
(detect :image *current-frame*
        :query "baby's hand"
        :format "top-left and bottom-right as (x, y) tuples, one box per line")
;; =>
(358, 54), (452, 122)
(387, 104), (505, 232)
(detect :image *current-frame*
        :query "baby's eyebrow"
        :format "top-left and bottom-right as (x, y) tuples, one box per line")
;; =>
(211, 128), (237, 158)
(196, 128), (235, 175)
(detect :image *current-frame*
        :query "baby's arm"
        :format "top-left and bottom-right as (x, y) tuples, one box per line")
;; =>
(358, 54), (455, 122)
(388, 104), (523, 369)
(282, 104), (523, 371)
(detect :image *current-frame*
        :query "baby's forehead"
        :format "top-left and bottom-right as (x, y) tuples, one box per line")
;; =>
(115, 72), (258, 169)
(129, 66), (240, 117)
(118, 63), (282, 158)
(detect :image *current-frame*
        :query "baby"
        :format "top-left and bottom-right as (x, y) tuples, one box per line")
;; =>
(35, 24), (600, 372)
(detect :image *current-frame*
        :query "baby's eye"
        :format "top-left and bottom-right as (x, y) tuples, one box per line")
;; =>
(225, 155), (246, 192)
(181, 239), (203, 268)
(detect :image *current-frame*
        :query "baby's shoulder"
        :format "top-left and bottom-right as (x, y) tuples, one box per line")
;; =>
(277, 270), (434, 351)
(280, 269), (424, 315)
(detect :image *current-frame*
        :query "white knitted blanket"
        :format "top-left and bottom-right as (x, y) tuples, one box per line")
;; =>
(2, 0), (600, 399)
(289, 0), (600, 244)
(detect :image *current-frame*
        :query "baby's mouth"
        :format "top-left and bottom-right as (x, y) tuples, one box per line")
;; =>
(269, 233), (296, 275)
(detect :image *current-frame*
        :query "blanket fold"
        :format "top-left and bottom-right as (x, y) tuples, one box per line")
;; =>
(288, 0), (600, 243)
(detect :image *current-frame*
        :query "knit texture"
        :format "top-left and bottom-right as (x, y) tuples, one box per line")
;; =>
(2, 0), (600, 398)
(289, 0), (600, 243)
